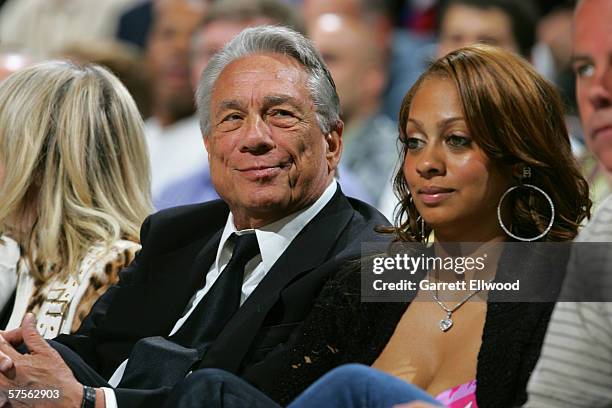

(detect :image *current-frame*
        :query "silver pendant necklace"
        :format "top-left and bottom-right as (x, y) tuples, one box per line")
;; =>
(432, 276), (494, 332)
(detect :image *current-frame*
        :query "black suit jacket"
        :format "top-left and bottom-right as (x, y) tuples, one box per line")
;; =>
(55, 187), (390, 407)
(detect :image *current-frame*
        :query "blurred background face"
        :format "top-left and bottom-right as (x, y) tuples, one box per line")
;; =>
(146, 1), (206, 125)
(190, 16), (274, 92)
(309, 14), (385, 126)
(573, 0), (612, 171)
(403, 77), (512, 238)
(302, 0), (392, 55)
(437, 4), (519, 58)
(190, 20), (246, 91)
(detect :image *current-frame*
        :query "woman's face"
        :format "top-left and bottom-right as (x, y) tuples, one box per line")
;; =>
(402, 77), (513, 239)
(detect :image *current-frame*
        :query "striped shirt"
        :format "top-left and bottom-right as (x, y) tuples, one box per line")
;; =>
(526, 195), (612, 407)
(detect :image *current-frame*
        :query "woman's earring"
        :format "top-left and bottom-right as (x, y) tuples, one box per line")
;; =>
(420, 217), (426, 242)
(409, 193), (426, 242)
(497, 166), (555, 241)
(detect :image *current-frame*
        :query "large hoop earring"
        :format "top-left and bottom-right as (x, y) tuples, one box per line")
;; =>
(497, 184), (555, 241)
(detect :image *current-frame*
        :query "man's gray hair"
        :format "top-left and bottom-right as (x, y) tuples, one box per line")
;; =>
(196, 25), (340, 136)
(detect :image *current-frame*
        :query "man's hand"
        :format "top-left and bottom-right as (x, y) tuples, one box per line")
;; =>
(0, 314), (83, 407)
(0, 327), (23, 372)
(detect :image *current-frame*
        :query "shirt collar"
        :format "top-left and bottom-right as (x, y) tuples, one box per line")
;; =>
(215, 181), (338, 272)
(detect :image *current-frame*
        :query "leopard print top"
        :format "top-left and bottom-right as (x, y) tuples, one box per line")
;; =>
(5, 240), (140, 338)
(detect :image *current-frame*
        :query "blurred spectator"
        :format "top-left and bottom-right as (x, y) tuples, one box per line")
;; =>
(144, 0), (207, 198)
(117, 0), (155, 50)
(303, 0), (392, 47)
(60, 41), (152, 118)
(0, 0), (140, 55)
(526, 0), (612, 405)
(436, 0), (539, 59)
(309, 14), (397, 206)
(536, 4), (575, 93)
(117, 0), (212, 51)
(302, 0), (432, 122)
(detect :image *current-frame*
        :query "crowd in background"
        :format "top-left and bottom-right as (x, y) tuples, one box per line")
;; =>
(0, 0), (591, 221)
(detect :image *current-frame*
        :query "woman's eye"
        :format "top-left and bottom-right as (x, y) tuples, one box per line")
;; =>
(446, 134), (471, 148)
(405, 137), (425, 150)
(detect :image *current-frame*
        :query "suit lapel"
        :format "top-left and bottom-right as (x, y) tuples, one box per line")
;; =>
(199, 190), (356, 373)
(101, 230), (222, 338)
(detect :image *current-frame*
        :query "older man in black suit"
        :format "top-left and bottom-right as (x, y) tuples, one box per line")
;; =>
(0, 26), (389, 408)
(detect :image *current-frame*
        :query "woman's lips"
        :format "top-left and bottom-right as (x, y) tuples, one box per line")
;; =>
(417, 187), (455, 205)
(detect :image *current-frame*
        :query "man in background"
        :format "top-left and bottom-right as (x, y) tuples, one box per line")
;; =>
(309, 13), (397, 207)
(144, 0), (207, 198)
(526, 0), (612, 405)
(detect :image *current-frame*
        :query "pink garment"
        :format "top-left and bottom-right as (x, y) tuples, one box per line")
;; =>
(434, 380), (478, 408)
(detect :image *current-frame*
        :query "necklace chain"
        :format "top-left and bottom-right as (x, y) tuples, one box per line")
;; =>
(431, 271), (494, 332)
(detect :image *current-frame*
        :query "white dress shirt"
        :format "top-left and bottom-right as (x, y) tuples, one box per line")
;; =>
(101, 182), (337, 407)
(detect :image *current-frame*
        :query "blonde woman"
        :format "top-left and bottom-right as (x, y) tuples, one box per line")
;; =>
(0, 61), (152, 338)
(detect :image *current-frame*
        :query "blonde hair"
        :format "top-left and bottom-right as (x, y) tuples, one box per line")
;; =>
(0, 60), (152, 281)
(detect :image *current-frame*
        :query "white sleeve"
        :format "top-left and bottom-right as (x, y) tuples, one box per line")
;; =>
(526, 302), (612, 407)
(0, 236), (19, 311)
(101, 387), (118, 408)
(108, 359), (128, 387)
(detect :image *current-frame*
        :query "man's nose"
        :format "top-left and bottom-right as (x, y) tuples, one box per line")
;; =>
(588, 64), (612, 110)
(415, 145), (446, 179)
(240, 115), (275, 154)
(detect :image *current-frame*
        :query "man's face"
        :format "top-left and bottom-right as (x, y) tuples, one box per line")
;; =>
(146, 3), (205, 123)
(205, 53), (342, 229)
(573, 0), (612, 171)
(437, 4), (519, 58)
(309, 15), (376, 124)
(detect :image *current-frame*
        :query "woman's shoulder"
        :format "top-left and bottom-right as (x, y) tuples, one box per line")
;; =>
(81, 239), (140, 275)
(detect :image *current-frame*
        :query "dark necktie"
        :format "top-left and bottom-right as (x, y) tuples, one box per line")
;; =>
(117, 232), (260, 389)
(170, 232), (260, 352)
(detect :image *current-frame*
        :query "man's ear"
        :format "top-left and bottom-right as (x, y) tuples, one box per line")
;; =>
(325, 121), (343, 170)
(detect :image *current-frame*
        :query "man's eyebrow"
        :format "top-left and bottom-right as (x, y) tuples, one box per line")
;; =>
(262, 95), (304, 112)
(215, 99), (247, 117)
